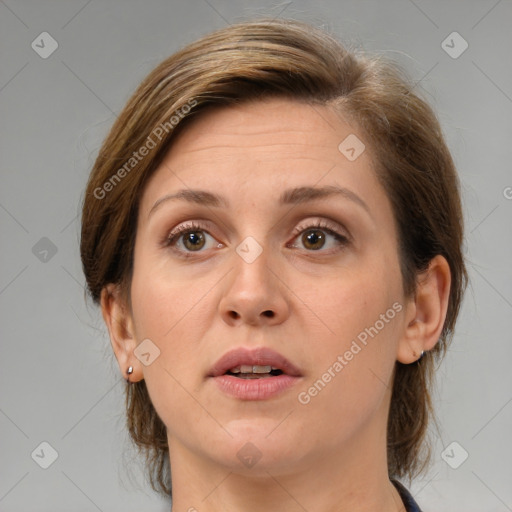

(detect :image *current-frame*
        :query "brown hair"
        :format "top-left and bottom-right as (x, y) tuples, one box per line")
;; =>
(80, 18), (467, 496)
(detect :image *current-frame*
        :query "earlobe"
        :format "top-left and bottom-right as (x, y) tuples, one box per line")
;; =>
(397, 255), (451, 364)
(100, 284), (142, 382)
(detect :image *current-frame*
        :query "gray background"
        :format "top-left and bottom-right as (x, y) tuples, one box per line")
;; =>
(1, 0), (511, 511)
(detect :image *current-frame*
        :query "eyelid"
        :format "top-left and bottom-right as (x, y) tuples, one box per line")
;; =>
(291, 218), (350, 241)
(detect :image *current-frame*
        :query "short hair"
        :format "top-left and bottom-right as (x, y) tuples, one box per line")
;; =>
(80, 18), (467, 496)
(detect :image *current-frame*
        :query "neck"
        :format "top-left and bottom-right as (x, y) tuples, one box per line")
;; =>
(167, 416), (405, 512)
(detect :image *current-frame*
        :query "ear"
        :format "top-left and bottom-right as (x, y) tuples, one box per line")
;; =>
(100, 283), (143, 382)
(397, 255), (451, 364)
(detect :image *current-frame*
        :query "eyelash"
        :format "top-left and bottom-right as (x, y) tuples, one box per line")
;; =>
(289, 221), (349, 250)
(163, 220), (349, 257)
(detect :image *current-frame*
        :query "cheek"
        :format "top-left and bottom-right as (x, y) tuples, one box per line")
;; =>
(301, 260), (401, 338)
(129, 250), (222, 394)
(130, 245), (210, 338)
(294, 250), (403, 395)
(129, 268), (210, 423)
(294, 272), (401, 441)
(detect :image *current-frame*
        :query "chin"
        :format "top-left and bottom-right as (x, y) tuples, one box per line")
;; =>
(207, 421), (306, 474)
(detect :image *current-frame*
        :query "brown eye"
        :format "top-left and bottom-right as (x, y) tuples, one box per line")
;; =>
(301, 229), (326, 250)
(288, 221), (349, 253)
(182, 231), (206, 251)
(164, 222), (220, 255)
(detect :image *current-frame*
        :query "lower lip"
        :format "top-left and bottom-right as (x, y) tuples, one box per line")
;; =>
(211, 374), (301, 400)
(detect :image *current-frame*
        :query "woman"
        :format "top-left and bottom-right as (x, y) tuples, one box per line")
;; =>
(80, 18), (467, 511)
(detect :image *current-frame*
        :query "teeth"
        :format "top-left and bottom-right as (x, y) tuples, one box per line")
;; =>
(251, 365), (271, 374)
(228, 365), (281, 374)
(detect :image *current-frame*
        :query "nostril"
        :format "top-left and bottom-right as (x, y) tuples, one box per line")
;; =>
(262, 310), (274, 318)
(229, 311), (240, 320)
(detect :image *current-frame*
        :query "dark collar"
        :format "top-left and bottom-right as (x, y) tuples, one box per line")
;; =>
(391, 479), (423, 512)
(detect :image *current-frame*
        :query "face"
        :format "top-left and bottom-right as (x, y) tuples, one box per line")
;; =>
(126, 98), (410, 476)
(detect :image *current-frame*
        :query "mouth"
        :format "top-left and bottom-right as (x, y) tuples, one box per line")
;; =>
(208, 346), (302, 379)
(208, 347), (302, 400)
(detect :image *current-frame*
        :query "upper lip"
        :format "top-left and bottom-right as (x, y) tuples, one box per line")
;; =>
(208, 347), (302, 377)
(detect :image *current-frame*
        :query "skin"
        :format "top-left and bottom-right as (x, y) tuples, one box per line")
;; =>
(101, 98), (451, 512)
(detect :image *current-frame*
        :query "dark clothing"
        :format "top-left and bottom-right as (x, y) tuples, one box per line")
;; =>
(391, 479), (422, 512)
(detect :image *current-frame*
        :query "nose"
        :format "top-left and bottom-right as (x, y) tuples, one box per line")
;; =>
(219, 246), (290, 327)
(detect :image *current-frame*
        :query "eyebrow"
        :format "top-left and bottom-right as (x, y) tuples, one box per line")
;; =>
(148, 185), (371, 219)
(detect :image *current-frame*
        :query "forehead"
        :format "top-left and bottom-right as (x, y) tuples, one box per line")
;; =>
(166, 98), (359, 160)
(138, 98), (381, 215)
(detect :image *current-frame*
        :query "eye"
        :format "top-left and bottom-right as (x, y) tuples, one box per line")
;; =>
(163, 219), (349, 257)
(288, 221), (349, 252)
(164, 222), (222, 255)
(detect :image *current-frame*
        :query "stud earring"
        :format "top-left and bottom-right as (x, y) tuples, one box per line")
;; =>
(126, 366), (133, 382)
